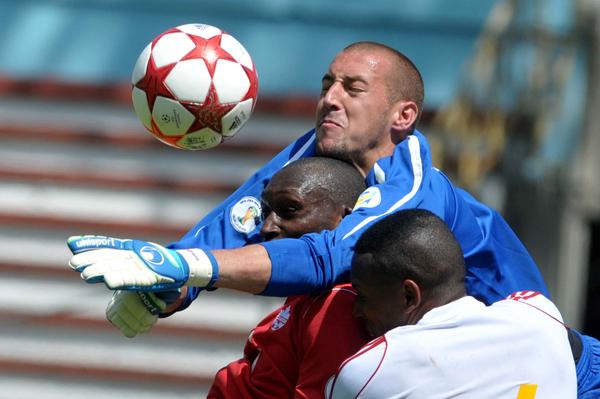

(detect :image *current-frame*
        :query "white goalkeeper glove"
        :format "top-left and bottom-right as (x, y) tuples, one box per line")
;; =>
(106, 290), (180, 338)
(67, 235), (218, 291)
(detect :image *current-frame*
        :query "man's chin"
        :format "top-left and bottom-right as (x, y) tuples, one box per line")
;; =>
(316, 142), (343, 158)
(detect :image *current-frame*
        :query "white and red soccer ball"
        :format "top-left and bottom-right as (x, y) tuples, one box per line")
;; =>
(131, 23), (258, 150)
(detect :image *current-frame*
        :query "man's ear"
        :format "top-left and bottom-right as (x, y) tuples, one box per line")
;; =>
(332, 205), (354, 227)
(402, 279), (422, 312)
(391, 100), (419, 137)
(342, 205), (354, 217)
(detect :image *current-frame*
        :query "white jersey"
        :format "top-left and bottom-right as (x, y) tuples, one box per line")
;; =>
(328, 291), (577, 399)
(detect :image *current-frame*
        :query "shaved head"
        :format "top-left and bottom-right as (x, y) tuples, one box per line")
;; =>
(343, 42), (425, 124)
(271, 157), (366, 209)
(260, 157), (366, 241)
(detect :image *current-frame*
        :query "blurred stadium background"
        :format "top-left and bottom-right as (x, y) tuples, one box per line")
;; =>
(0, 0), (598, 397)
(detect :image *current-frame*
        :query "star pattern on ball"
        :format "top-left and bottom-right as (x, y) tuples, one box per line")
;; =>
(134, 55), (176, 109)
(184, 86), (236, 133)
(241, 64), (259, 104)
(177, 33), (239, 133)
(181, 34), (237, 76)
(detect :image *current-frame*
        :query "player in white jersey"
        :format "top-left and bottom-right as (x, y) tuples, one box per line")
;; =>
(328, 209), (577, 399)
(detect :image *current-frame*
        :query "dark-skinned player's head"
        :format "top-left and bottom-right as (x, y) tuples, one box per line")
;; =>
(260, 157), (366, 241)
(351, 209), (466, 337)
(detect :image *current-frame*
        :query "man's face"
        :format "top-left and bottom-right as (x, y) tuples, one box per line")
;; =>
(315, 48), (395, 163)
(351, 253), (408, 337)
(259, 174), (344, 241)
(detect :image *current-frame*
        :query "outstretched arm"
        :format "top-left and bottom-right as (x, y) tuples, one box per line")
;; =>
(212, 245), (271, 293)
(68, 236), (272, 293)
(68, 134), (433, 297)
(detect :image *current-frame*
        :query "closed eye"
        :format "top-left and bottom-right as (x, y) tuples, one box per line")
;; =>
(261, 203), (272, 220)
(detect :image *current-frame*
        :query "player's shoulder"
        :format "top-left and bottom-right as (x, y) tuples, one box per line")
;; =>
(336, 335), (388, 376)
(504, 290), (553, 307)
(282, 286), (360, 338)
(329, 283), (357, 297)
(298, 283), (357, 317)
(500, 291), (564, 322)
(320, 284), (358, 308)
(328, 336), (388, 397)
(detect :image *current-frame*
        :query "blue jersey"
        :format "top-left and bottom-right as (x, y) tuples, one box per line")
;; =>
(169, 129), (548, 306)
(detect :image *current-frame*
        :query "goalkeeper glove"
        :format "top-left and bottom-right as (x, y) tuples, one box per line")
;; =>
(106, 290), (180, 338)
(67, 235), (218, 291)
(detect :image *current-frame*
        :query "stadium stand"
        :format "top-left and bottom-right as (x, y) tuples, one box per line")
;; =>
(0, 79), (314, 398)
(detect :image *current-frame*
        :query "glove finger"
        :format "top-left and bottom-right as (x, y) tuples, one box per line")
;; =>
(108, 312), (140, 338)
(106, 291), (157, 337)
(103, 270), (163, 290)
(69, 249), (131, 272)
(80, 253), (148, 284)
(115, 298), (157, 333)
(80, 263), (111, 283)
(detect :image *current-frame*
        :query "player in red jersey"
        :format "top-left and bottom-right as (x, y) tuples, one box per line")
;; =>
(207, 156), (370, 398)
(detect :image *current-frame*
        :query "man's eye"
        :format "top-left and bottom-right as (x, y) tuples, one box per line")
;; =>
(261, 205), (272, 219)
(280, 207), (298, 217)
(321, 78), (333, 91)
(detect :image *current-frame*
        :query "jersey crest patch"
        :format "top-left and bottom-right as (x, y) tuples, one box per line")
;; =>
(271, 305), (291, 331)
(230, 196), (262, 234)
(353, 187), (381, 210)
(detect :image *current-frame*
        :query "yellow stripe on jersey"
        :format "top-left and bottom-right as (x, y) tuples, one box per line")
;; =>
(516, 384), (538, 399)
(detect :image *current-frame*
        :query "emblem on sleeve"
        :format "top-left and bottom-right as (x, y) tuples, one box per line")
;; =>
(230, 196), (262, 234)
(353, 187), (381, 210)
(271, 305), (291, 331)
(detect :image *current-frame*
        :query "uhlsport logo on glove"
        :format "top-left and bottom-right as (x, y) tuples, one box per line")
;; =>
(72, 236), (118, 249)
(139, 245), (165, 266)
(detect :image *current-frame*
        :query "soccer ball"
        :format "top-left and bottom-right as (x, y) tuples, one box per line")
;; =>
(131, 23), (258, 150)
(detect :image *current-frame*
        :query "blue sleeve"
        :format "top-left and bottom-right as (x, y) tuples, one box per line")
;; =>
(454, 187), (549, 303)
(167, 129), (316, 251)
(166, 129), (316, 305)
(261, 132), (549, 304)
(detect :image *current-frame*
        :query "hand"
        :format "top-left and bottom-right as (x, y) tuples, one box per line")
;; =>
(106, 290), (181, 338)
(67, 235), (218, 291)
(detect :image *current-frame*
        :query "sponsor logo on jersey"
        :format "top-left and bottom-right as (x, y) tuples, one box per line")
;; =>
(353, 187), (381, 210)
(230, 196), (262, 234)
(271, 305), (291, 331)
(140, 245), (165, 266)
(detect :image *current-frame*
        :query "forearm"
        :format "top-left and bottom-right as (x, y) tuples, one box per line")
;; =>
(213, 244), (272, 294)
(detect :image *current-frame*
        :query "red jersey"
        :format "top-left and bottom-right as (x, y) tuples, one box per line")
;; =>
(208, 284), (370, 398)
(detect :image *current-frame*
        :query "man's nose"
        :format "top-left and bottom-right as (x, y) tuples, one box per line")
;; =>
(322, 81), (343, 109)
(260, 214), (282, 241)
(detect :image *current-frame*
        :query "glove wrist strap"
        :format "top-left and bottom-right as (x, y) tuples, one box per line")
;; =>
(178, 248), (219, 288)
